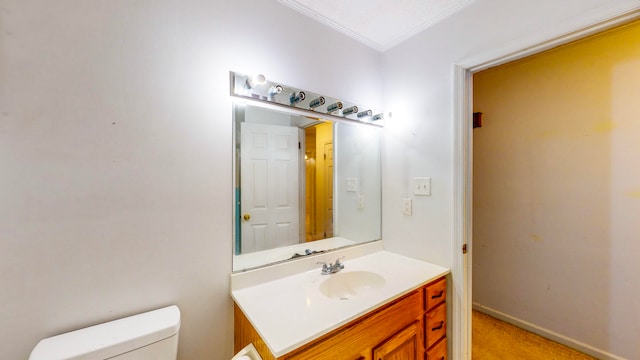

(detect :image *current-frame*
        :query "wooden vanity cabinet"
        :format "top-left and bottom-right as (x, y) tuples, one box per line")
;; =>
(234, 276), (447, 360)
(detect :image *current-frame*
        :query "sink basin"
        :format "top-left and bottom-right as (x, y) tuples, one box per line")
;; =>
(319, 271), (386, 300)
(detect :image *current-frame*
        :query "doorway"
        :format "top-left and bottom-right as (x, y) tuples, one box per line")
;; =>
(471, 19), (640, 358)
(453, 8), (638, 358)
(304, 122), (334, 241)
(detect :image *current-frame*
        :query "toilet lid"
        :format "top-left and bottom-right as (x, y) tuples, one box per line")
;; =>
(29, 305), (180, 360)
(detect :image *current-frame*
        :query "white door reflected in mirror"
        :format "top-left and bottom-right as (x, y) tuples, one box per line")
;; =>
(241, 122), (299, 253)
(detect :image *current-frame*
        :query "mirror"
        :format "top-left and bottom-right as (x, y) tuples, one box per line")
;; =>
(233, 102), (382, 271)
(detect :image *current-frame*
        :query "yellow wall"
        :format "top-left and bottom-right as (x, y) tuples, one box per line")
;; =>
(304, 127), (316, 241)
(473, 20), (640, 358)
(313, 122), (333, 239)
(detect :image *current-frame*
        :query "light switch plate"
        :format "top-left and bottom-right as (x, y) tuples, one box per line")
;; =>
(346, 178), (358, 192)
(413, 177), (431, 196)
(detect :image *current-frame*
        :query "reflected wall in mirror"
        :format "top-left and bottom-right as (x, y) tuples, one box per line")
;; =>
(233, 102), (381, 272)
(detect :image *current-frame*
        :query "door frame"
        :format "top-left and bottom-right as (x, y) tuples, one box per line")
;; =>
(451, 6), (640, 359)
(322, 140), (334, 238)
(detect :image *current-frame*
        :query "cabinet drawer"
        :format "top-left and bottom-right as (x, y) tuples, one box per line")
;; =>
(425, 278), (446, 311)
(426, 337), (447, 360)
(425, 303), (446, 349)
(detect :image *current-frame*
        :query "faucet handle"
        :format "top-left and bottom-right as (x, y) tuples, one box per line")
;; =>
(317, 261), (330, 273)
(334, 256), (345, 269)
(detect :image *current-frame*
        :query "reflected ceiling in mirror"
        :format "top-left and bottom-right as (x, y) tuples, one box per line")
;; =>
(233, 102), (382, 272)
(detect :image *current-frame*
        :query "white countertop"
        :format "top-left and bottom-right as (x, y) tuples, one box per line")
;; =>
(231, 250), (450, 357)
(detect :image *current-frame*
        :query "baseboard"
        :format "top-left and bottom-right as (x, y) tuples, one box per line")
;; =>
(472, 303), (627, 360)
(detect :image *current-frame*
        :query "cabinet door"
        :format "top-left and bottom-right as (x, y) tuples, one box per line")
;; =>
(372, 321), (423, 360)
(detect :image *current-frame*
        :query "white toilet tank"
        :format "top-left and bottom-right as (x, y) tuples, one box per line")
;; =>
(30, 305), (180, 360)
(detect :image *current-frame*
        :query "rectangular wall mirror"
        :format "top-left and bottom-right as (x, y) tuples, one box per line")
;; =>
(233, 102), (382, 272)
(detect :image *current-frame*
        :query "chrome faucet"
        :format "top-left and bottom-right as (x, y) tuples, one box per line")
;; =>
(317, 256), (345, 275)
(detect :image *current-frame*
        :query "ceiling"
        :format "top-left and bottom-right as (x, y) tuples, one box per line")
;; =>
(278, 0), (475, 52)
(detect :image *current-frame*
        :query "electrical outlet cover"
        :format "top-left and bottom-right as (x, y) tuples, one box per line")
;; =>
(357, 194), (365, 209)
(402, 197), (412, 216)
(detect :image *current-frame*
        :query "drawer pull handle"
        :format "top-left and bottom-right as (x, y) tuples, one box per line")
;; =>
(431, 290), (444, 299)
(432, 321), (444, 331)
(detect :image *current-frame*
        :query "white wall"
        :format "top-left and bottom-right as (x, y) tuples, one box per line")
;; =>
(381, 0), (640, 358)
(0, 1), (382, 359)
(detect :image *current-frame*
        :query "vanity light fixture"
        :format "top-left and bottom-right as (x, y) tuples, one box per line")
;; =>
(245, 73), (266, 90)
(357, 110), (373, 118)
(230, 71), (383, 127)
(309, 96), (325, 109)
(371, 113), (384, 122)
(326, 101), (343, 113)
(268, 85), (283, 99)
(342, 106), (358, 116)
(290, 91), (306, 104)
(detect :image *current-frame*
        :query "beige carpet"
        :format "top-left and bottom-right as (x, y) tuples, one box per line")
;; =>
(472, 310), (596, 360)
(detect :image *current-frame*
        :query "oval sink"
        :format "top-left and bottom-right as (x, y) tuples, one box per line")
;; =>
(319, 271), (386, 300)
